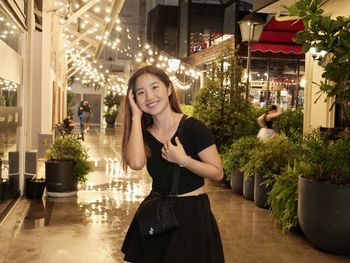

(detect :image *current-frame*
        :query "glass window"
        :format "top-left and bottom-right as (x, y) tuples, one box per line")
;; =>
(243, 58), (305, 108)
(0, 6), (23, 54)
(0, 78), (18, 107)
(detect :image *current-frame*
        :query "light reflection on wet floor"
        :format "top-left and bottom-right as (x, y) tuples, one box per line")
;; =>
(1, 125), (350, 263)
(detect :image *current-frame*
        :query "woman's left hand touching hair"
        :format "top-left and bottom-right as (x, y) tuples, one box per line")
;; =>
(161, 137), (192, 167)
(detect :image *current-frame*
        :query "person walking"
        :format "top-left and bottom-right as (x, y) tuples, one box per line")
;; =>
(256, 104), (282, 140)
(82, 100), (92, 131)
(77, 101), (84, 129)
(121, 65), (225, 263)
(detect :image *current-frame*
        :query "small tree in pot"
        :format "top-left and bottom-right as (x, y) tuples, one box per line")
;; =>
(192, 45), (259, 152)
(287, 0), (350, 254)
(45, 135), (92, 197)
(103, 92), (121, 127)
(296, 129), (350, 255)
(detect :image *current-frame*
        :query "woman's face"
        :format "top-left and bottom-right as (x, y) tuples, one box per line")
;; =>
(134, 73), (171, 115)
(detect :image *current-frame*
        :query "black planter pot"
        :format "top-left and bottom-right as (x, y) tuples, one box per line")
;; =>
(243, 174), (255, 201)
(45, 161), (77, 197)
(298, 176), (350, 255)
(25, 178), (46, 199)
(104, 115), (116, 127)
(254, 173), (272, 209)
(230, 167), (243, 194)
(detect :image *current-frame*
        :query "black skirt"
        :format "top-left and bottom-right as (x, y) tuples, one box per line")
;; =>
(121, 192), (224, 263)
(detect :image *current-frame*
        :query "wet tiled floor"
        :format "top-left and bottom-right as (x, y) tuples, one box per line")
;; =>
(0, 125), (349, 262)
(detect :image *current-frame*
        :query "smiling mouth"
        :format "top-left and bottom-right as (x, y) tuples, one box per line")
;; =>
(146, 100), (159, 108)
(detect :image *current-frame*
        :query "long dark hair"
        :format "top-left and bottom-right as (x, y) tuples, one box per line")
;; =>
(121, 65), (182, 170)
(265, 104), (277, 114)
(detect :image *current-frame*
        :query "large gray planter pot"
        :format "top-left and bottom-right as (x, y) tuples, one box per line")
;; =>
(254, 173), (271, 209)
(298, 176), (350, 255)
(243, 174), (255, 201)
(45, 161), (77, 197)
(230, 167), (243, 195)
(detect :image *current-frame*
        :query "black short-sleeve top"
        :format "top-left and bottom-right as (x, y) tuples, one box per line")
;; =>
(144, 116), (215, 195)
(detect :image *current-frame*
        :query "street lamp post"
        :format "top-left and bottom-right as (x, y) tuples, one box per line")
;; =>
(239, 13), (265, 104)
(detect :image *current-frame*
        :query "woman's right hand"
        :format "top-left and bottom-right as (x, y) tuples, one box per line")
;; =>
(128, 90), (143, 118)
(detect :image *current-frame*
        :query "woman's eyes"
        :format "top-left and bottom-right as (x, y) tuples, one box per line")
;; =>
(136, 86), (159, 96)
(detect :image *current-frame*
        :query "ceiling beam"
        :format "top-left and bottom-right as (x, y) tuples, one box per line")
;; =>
(86, 10), (105, 26)
(94, 0), (125, 59)
(64, 0), (97, 28)
(68, 44), (93, 64)
(68, 67), (81, 79)
(68, 29), (99, 47)
(57, 30), (97, 59)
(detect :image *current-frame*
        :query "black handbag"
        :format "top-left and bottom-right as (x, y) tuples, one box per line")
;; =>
(136, 193), (179, 238)
(136, 115), (188, 238)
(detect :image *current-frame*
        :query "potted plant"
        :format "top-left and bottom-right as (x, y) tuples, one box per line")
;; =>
(287, 0), (350, 255)
(192, 45), (261, 188)
(222, 136), (260, 195)
(45, 135), (92, 197)
(242, 135), (296, 208)
(192, 45), (259, 152)
(266, 162), (307, 233)
(103, 92), (121, 127)
(296, 129), (350, 255)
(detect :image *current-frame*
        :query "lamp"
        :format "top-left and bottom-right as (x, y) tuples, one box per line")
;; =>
(239, 13), (265, 105)
(310, 47), (333, 67)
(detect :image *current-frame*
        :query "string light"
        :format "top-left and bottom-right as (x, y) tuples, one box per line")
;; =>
(57, 0), (200, 92)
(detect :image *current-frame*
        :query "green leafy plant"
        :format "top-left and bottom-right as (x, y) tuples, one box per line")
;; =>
(301, 129), (350, 184)
(242, 135), (297, 182)
(288, 0), (350, 125)
(273, 108), (304, 139)
(221, 136), (261, 180)
(45, 135), (92, 183)
(192, 45), (260, 151)
(266, 163), (312, 233)
(103, 92), (121, 118)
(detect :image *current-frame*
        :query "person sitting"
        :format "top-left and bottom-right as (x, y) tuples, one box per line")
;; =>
(63, 116), (75, 133)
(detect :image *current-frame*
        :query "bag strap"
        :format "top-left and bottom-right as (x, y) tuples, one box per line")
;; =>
(170, 114), (189, 196)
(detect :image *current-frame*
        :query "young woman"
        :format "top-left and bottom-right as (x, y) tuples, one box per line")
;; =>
(82, 100), (92, 131)
(256, 104), (282, 140)
(121, 65), (224, 263)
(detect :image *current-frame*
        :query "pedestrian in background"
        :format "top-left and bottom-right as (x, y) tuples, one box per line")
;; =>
(257, 104), (282, 140)
(77, 101), (84, 129)
(82, 100), (92, 131)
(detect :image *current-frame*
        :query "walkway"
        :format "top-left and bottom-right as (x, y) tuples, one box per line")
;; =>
(0, 125), (349, 263)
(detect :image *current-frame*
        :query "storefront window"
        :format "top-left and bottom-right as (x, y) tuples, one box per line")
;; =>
(0, 7), (22, 53)
(0, 5), (23, 220)
(0, 78), (18, 107)
(246, 58), (304, 108)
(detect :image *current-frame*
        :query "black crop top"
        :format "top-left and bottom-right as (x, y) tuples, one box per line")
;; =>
(144, 117), (215, 195)
(264, 114), (273, 129)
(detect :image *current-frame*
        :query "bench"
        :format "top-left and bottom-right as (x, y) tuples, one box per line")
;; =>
(55, 122), (84, 141)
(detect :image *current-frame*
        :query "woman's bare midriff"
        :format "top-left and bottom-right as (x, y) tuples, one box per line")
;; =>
(177, 186), (205, 197)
